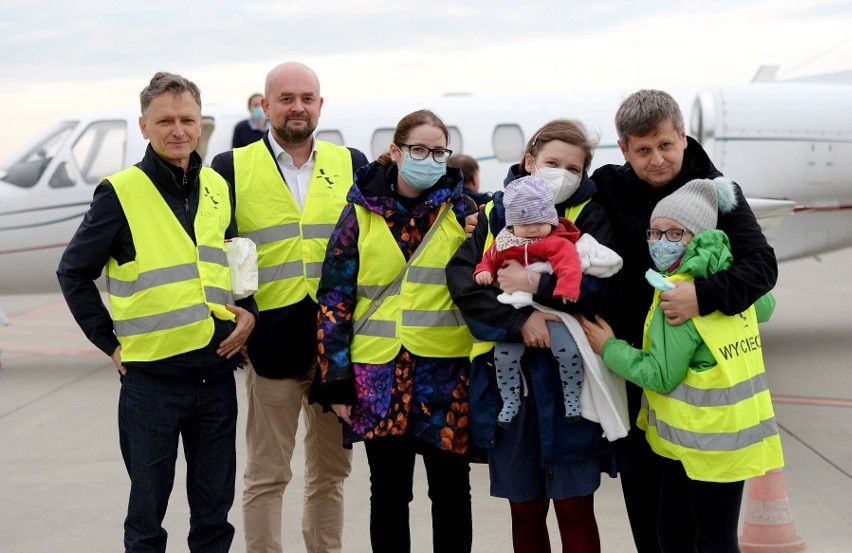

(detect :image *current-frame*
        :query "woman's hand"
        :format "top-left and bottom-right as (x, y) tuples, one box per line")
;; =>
(331, 404), (353, 425)
(497, 259), (540, 294)
(520, 310), (561, 348)
(464, 212), (479, 237)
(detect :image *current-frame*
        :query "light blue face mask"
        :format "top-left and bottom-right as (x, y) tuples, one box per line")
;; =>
(645, 268), (676, 291)
(399, 153), (446, 190)
(250, 105), (265, 120)
(648, 239), (688, 271)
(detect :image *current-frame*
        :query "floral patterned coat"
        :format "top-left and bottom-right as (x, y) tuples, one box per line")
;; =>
(315, 160), (473, 454)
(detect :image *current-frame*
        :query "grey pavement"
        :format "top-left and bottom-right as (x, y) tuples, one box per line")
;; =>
(2, 249), (852, 551)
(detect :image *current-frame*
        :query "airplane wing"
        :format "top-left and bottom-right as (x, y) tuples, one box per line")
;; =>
(745, 197), (797, 235)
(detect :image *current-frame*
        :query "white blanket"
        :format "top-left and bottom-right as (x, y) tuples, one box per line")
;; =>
(534, 303), (630, 441)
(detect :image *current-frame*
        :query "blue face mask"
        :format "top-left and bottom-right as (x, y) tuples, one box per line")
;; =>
(250, 105), (265, 120)
(399, 153), (446, 190)
(648, 239), (688, 271)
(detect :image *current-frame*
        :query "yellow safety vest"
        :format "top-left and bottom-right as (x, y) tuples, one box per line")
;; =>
(233, 140), (353, 309)
(350, 203), (473, 364)
(106, 166), (236, 362)
(469, 198), (590, 360)
(638, 273), (784, 482)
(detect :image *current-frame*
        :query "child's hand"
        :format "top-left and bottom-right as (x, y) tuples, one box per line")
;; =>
(561, 296), (578, 304)
(474, 271), (494, 286)
(578, 314), (615, 354)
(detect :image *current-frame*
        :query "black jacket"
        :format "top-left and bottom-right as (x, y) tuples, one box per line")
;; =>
(57, 145), (258, 382)
(210, 137), (369, 379)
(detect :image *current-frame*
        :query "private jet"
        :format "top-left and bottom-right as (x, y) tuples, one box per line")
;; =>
(1, 69), (851, 316)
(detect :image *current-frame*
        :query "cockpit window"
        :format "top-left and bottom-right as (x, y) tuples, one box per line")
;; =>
(71, 120), (126, 184)
(0, 121), (76, 188)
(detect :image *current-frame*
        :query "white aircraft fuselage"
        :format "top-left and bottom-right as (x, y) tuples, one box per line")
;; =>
(1, 81), (851, 297)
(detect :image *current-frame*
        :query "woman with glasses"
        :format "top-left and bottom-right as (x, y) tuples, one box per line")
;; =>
(313, 109), (476, 553)
(447, 119), (622, 553)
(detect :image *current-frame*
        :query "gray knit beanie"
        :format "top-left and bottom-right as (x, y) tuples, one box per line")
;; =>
(504, 176), (558, 227)
(651, 178), (738, 235)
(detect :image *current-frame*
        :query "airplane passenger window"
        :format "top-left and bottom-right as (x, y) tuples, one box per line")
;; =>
(493, 124), (525, 162)
(197, 117), (215, 161)
(447, 126), (463, 154)
(316, 130), (344, 146)
(371, 129), (395, 159)
(0, 121), (75, 188)
(72, 120), (126, 185)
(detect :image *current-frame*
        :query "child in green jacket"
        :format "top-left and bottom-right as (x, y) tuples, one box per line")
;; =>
(580, 178), (783, 553)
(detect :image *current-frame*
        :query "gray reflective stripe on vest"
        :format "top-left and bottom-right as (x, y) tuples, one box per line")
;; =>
(357, 285), (385, 300)
(647, 409), (780, 451)
(198, 245), (228, 267)
(107, 263), (199, 298)
(355, 269), (449, 307)
(406, 267), (447, 285)
(356, 319), (397, 338)
(302, 223), (336, 240)
(205, 286), (235, 306)
(258, 261), (303, 284)
(305, 262), (323, 279)
(114, 303), (209, 337)
(243, 223), (299, 246)
(402, 309), (465, 327)
(666, 373), (770, 408)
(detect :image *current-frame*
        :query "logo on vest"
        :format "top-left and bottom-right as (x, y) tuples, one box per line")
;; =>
(315, 168), (340, 189)
(203, 185), (221, 210)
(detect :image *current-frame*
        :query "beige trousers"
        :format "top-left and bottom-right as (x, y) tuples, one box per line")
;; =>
(242, 364), (353, 553)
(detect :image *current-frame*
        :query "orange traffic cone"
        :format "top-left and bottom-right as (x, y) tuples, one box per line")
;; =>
(739, 469), (806, 552)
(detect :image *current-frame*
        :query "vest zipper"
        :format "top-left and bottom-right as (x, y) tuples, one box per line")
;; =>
(182, 174), (190, 221)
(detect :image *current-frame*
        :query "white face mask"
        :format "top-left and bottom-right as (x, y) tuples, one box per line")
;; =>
(533, 166), (581, 204)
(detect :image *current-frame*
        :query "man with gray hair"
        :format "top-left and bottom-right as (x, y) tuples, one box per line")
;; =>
(58, 71), (257, 552)
(590, 89), (777, 552)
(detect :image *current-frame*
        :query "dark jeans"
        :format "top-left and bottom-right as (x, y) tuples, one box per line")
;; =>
(658, 457), (744, 553)
(364, 434), (472, 553)
(118, 369), (237, 553)
(620, 427), (663, 553)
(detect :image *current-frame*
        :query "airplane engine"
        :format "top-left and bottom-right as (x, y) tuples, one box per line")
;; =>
(692, 83), (852, 259)
(691, 83), (852, 208)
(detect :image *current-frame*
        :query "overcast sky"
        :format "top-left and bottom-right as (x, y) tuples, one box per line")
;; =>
(1, 0), (851, 158)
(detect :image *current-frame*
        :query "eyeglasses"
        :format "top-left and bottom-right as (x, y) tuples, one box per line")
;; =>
(397, 143), (453, 163)
(647, 227), (688, 241)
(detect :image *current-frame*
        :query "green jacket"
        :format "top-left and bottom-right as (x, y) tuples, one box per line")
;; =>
(601, 230), (775, 393)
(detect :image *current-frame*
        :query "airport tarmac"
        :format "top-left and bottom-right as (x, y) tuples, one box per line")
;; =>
(2, 249), (852, 552)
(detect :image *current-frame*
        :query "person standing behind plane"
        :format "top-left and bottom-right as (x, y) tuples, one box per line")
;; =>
(448, 153), (492, 207)
(232, 93), (269, 148)
(589, 89), (778, 552)
(57, 71), (257, 552)
(314, 109), (475, 553)
(210, 62), (368, 553)
(447, 119), (619, 553)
